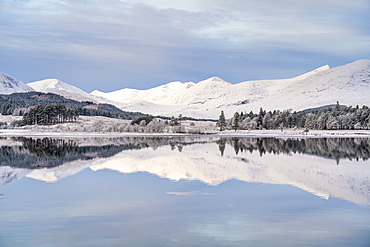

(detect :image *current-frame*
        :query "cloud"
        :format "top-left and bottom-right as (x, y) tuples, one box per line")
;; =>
(4, 0), (368, 54)
(0, 0), (369, 91)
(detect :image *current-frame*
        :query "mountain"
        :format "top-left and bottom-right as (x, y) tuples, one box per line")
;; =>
(28, 79), (88, 96)
(14, 59), (370, 119)
(0, 91), (148, 119)
(0, 72), (35, 94)
(253, 59), (370, 113)
(92, 80), (195, 104)
(91, 59), (370, 118)
(27, 79), (113, 104)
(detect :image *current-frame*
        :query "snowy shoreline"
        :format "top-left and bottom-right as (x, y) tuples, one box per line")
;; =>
(1, 115), (369, 138)
(1, 129), (369, 138)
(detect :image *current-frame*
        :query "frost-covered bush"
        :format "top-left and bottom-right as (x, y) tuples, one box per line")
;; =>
(187, 127), (205, 134)
(172, 125), (186, 133)
(147, 119), (167, 133)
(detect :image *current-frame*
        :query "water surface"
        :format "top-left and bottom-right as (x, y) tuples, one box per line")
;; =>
(1, 137), (370, 246)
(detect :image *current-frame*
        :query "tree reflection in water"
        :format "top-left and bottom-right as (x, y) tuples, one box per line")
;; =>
(0, 137), (369, 170)
(218, 137), (370, 164)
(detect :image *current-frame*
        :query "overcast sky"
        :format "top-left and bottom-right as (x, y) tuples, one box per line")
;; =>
(1, 0), (369, 92)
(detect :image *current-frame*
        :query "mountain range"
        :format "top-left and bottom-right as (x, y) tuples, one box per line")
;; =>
(1, 59), (370, 118)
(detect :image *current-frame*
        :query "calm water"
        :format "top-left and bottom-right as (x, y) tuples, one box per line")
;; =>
(0, 136), (370, 247)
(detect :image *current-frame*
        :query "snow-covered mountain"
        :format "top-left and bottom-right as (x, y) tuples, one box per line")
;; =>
(92, 80), (196, 104)
(90, 59), (370, 118)
(27, 79), (113, 104)
(15, 59), (370, 118)
(0, 72), (35, 94)
(28, 79), (88, 95)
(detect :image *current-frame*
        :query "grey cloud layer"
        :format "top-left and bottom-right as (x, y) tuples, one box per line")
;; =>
(1, 0), (369, 91)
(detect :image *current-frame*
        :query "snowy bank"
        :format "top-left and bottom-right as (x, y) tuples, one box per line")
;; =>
(0, 128), (369, 138)
(1, 115), (369, 138)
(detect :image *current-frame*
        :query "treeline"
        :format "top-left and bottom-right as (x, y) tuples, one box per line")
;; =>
(1, 137), (368, 170)
(21, 104), (79, 126)
(219, 102), (370, 130)
(0, 92), (148, 120)
(217, 137), (370, 163)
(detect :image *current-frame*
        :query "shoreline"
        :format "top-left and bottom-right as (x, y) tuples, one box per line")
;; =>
(1, 129), (370, 138)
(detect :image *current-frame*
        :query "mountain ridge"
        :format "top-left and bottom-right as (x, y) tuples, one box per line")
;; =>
(27, 79), (116, 105)
(4, 59), (370, 118)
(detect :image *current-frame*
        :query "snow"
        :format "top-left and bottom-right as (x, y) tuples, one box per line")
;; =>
(90, 60), (370, 118)
(27, 79), (114, 104)
(92, 80), (195, 105)
(292, 64), (331, 81)
(0, 72), (35, 94)
(8, 59), (370, 119)
(28, 79), (87, 95)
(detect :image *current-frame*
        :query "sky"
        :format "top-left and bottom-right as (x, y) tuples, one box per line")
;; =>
(1, 0), (370, 93)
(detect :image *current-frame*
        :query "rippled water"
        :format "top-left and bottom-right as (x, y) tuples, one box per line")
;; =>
(0, 136), (370, 246)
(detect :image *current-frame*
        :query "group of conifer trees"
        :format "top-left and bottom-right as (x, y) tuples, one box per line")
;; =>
(218, 102), (370, 131)
(21, 104), (79, 126)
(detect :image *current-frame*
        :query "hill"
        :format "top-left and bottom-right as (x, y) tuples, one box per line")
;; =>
(27, 79), (113, 104)
(0, 92), (148, 120)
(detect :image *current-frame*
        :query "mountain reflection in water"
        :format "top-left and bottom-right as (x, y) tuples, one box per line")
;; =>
(0, 136), (370, 205)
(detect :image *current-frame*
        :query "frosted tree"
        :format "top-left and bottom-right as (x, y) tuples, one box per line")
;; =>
(217, 110), (226, 131)
(147, 119), (167, 132)
(178, 114), (183, 125)
(263, 112), (272, 129)
(232, 112), (240, 132)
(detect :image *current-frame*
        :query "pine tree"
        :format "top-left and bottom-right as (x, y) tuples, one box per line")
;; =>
(178, 114), (183, 125)
(257, 107), (264, 128)
(217, 110), (226, 131)
(232, 112), (240, 132)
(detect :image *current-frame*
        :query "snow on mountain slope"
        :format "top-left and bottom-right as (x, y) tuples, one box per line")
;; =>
(27, 79), (116, 104)
(92, 60), (369, 118)
(253, 59), (370, 112)
(292, 64), (331, 81)
(14, 59), (370, 119)
(28, 79), (88, 95)
(0, 72), (35, 94)
(92, 80), (196, 105)
(89, 64), (334, 118)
